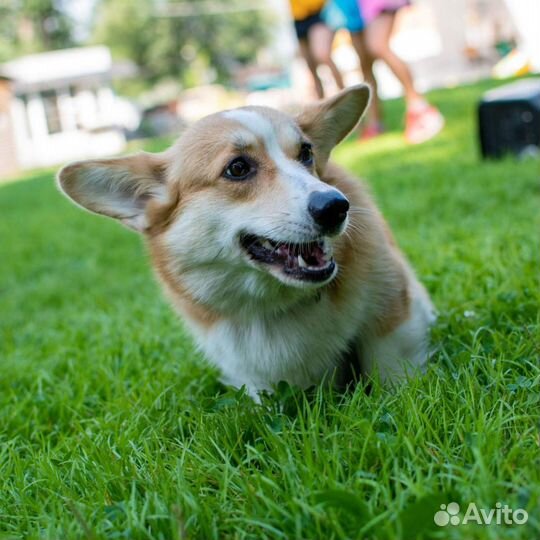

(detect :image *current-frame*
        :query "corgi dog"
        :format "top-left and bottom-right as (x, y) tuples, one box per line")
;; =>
(58, 85), (435, 398)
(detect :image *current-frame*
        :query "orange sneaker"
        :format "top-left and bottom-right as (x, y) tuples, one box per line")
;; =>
(359, 122), (384, 141)
(405, 104), (444, 144)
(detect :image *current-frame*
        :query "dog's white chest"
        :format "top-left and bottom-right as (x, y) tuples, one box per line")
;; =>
(189, 297), (360, 393)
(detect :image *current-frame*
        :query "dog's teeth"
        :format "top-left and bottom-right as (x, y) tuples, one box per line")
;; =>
(298, 254), (308, 268)
(262, 241), (273, 250)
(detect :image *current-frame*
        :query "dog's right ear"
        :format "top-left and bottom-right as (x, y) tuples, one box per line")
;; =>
(297, 84), (370, 173)
(57, 152), (168, 232)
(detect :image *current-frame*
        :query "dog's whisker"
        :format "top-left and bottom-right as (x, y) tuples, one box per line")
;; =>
(348, 206), (377, 216)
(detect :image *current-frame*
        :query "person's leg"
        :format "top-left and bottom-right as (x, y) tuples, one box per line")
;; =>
(308, 22), (345, 91)
(364, 11), (420, 104)
(298, 37), (325, 99)
(350, 30), (382, 130)
(364, 10), (444, 143)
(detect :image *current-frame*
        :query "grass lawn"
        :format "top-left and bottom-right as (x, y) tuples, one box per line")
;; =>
(1, 79), (539, 540)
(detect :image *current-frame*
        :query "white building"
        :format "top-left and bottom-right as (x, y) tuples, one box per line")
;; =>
(0, 46), (126, 177)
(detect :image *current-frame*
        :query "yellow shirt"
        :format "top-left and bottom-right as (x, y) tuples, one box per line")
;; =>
(289, 0), (325, 21)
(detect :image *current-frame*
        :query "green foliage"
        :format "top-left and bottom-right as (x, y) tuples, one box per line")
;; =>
(1, 80), (539, 539)
(0, 0), (74, 62)
(91, 0), (273, 89)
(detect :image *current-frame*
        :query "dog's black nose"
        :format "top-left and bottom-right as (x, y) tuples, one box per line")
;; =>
(308, 191), (350, 233)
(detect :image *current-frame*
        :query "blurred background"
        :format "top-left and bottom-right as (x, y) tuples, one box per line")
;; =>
(0, 0), (538, 177)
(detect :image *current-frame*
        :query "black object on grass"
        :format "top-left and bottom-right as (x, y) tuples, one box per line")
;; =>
(478, 78), (540, 159)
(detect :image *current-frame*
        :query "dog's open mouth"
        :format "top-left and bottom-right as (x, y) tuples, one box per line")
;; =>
(240, 233), (336, 282)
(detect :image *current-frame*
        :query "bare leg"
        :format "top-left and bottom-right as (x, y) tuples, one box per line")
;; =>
(298, 38), (325, 99)
(308, 22), (345, 91)
(350, 31), (382, 127)
(364, 12), (421, 106)
(363, 10), (444, 143)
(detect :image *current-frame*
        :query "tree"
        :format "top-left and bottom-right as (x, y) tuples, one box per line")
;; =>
(0, 0), (75, 62)
(91, 0), (273, 89)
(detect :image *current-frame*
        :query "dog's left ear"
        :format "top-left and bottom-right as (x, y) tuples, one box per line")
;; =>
(57, 152), (168, 232)
(297, 84), (370, 171)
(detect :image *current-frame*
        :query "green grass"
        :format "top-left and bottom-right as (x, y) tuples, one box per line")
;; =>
(1, 79), (539, 540)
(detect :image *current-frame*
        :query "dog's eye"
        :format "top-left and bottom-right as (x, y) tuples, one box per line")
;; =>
(224, 157), (253, 180)
(298, 143), (313, 166)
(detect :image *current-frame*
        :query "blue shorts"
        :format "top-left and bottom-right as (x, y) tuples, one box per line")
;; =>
(322, 0), (365, 32)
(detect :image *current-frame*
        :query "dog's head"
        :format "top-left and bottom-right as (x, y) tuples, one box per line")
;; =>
(58, 85), (370, 312)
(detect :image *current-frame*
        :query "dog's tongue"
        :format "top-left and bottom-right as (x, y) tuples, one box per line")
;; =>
(276, 241), (327, 268)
